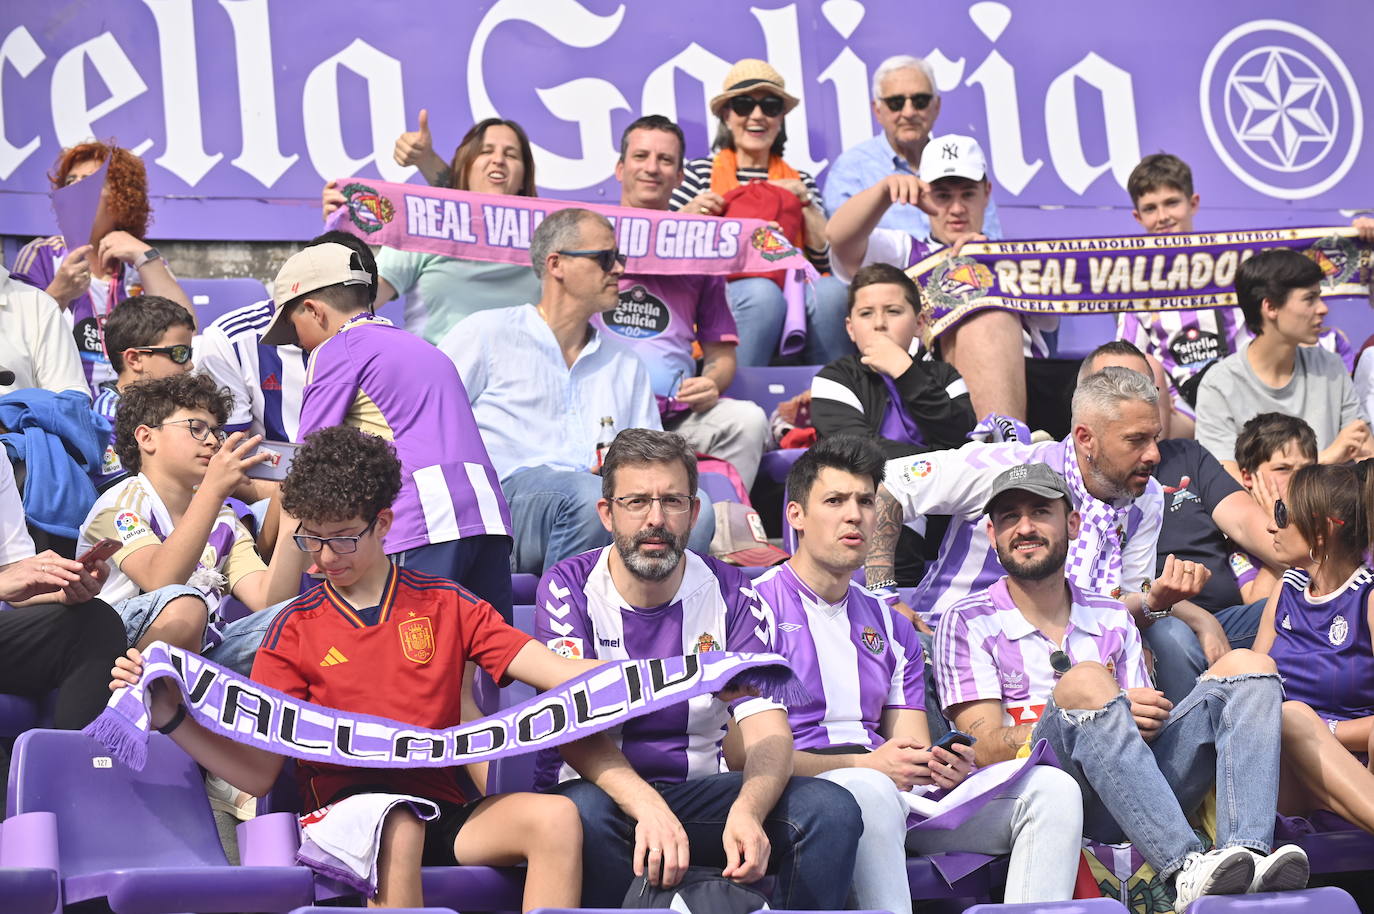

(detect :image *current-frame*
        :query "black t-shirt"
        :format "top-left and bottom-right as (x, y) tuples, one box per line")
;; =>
(1152, 438), (1246, 612)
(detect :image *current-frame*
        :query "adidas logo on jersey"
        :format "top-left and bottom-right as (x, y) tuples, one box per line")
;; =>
(262, 373), (282, 391)
(320, 647), (349, 666)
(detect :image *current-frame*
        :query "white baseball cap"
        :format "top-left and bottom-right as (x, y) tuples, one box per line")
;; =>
(918, 134), (989, 184)
(261, 243), (373, 346)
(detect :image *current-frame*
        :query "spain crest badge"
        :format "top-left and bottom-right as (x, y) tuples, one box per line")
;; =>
(398, 617), (435, 664)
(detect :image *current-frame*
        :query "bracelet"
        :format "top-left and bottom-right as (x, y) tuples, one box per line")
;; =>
(868, 578), (897, 591)
(156, 704), (187, 735)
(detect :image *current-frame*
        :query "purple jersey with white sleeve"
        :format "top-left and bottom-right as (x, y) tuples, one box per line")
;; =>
(753, 563), (924, 751)
(532, 547), (779, 789)
(1268, 566), (1374, 723)
(593, 274), (737, 418)
(296, 313), (511, 554)
(935, 577), (1149, 727)
(887, 438), (1164, 627)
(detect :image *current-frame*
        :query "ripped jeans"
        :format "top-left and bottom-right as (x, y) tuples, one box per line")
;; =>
(1032, 671), (1282, 878)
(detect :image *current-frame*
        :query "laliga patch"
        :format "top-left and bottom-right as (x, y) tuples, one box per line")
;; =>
(100, 445), (122, 476)
(901, 459), (934, 485)
(114, 511), (152, 543)
(1228, 552), (1255, 576)
(547, 637), (584, 659)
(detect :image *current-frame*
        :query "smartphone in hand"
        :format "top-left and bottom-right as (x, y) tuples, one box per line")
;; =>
(933, 730), (976, 752)
(246, 441), (300, 481)
(77, 538), (120, 567)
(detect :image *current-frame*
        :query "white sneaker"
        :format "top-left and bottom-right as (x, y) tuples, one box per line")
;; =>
(1173, 846), (1256, 912)
(1248, 844), (1310, 894)
(205, 773), (258, 821)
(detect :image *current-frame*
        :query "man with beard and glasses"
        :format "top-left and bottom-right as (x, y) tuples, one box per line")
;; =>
(865, 366), (1205, 636)
(935, 463), (1308, 911)
(533, 428), (863, 910)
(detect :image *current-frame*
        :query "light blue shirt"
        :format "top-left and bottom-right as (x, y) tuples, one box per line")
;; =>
(440, 304), (661, 480)
(821, 133), (1004, 240)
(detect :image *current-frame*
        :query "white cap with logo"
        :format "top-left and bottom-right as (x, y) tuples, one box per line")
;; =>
(918, 134), (989, 184)
(261, 242), (373, 347)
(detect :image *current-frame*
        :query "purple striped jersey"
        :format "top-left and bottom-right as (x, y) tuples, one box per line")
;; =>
(297, 314), (511, 554)
(935, 577), (1149, 727)
(532, 547), (779, 789)
(194, 300), (308, 442)
(1268, 566), (1374, 723)
(753, 563), (924, 751)
(887, 437), (1163, 627)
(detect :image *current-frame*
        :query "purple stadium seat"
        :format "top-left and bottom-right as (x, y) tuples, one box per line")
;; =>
(966, 900), (1129, 914)
(1188, 886), (1360, 914)
(291, 908), (457, 914)
(0, 692), (45, 737)
(487, 603), (539, 797)
(0, 866), (58, 914)
(530, 910), (675, 913)
(4, 728), (314, 912)
(725, 366), (821, 416)
(182, 277), (271, 327)
(513, 572), (539, 604)
(700, 470), (742, 505)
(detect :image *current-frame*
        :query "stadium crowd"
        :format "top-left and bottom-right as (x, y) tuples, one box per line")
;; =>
(3, 53), (1374, 913)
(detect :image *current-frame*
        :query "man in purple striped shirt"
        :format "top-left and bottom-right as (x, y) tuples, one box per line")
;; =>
(937, 462), (1307, 911)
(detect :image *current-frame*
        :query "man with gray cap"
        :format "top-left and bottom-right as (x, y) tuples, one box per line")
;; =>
(261, 242), (514, 619)
(935, 461), (1307, 910)
(828, 133), (1050, 422)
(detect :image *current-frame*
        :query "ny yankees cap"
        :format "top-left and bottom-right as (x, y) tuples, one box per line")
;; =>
(983, 463), (1071, 517)
(262, 243), (373, 347)
(919, 133), (988, 184)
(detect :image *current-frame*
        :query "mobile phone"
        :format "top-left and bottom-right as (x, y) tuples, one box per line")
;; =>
(246, 441), (300, 481)
(933, 730), (976, 752)
(78, 538), (120, 567)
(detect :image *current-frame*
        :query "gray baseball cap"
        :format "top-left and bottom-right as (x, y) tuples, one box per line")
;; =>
(982, 463), (1071, 516)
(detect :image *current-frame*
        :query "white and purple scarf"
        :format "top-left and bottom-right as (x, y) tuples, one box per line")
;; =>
(84, 642), (803, 773)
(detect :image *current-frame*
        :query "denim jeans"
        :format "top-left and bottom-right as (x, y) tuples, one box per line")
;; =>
(1144, 601), (1266, 704)
(554, 773), (862, 909)
(502, 466), (716, 575)
(1032, 672), (1282, 877)
(820, 765), (1080, 912)
(206, 599), (291, 675)
(918, 630), (951, 742)
(726, 275), (855, 366)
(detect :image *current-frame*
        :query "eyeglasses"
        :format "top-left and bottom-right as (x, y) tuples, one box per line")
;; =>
(727, 95), (786, 118)
(132, 344), (193, 365)
(153, 418), (227, 443)
(293, 514), (380, 554)
(880, 93), (935, 113)
(609, 494), (695, 515)
(1274, 497), (1345, 530)
(558, 248), (628, 272)
(1050, 650), (1072, 677)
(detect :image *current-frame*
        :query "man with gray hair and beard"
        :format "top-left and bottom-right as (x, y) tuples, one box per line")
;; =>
(865, 366), (1209, 636)
(533, 427), (863, 910)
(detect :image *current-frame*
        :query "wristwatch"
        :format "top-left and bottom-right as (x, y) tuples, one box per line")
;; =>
(1140, 580), (1172, 621)
(132, 247), (160, 270)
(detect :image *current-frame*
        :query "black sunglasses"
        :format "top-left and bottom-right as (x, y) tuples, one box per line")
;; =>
(558, 248), (628, 272)
(727, 95), (786, 118)
(880, 92), (934, 113)
(133, 344), (193, 365)
(1274, 498), (1289, 530)
(1050, 650), (1072, 677)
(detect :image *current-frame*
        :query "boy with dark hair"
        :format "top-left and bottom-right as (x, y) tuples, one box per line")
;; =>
(811, 262), (975, 459)
(112, 425), (596, 910)
(78, 372), (305, 673)
(258, 243), (514, 619)
(91, 294), (196, 488)
(1228, 413), (1319, 604)
(1196, 249), (1370, 472)
(1118, 154), (1351, 437)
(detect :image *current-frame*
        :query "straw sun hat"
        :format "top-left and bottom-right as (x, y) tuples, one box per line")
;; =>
(708, 59), (800, 118)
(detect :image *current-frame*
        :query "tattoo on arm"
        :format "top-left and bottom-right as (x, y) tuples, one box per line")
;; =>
(1001, 724), (1032, 753)
(431, 166), (452, 188)
(865, 485), (902, 586)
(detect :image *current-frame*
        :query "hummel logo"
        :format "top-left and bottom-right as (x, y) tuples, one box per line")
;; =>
(262, 373), (282, 391)
(320, 647), (349, 666)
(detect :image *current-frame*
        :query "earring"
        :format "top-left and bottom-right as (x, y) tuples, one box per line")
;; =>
(1309, 547), (1320, 565)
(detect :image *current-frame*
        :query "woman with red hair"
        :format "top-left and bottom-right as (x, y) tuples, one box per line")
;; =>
(11, 142), (192, 395)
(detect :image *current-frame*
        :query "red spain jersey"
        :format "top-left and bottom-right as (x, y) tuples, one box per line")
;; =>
(252, 564), (532, 811)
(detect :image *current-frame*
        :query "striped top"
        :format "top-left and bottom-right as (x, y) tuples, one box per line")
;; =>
(194, 300), (309, 442)
(935, 576), (1149, 727)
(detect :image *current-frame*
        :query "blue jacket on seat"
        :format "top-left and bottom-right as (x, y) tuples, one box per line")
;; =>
(0, 389), (109, 539)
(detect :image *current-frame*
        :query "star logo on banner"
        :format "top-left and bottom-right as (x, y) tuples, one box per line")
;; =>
(1228, 48), (1333, 171)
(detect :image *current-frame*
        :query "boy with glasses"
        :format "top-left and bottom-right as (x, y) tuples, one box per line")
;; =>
(78, 371), (309, 672)
(91, 294), (196, 489)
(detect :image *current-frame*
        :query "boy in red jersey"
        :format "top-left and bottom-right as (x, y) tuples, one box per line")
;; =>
(112, 426), (596, 910)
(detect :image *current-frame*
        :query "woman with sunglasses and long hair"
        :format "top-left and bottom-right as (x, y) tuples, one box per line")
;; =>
(1251, 462), (1374, 835)
(322, 116), (541, 343)
(669, 59), (851, 367)
(12, 142), (194, 397)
